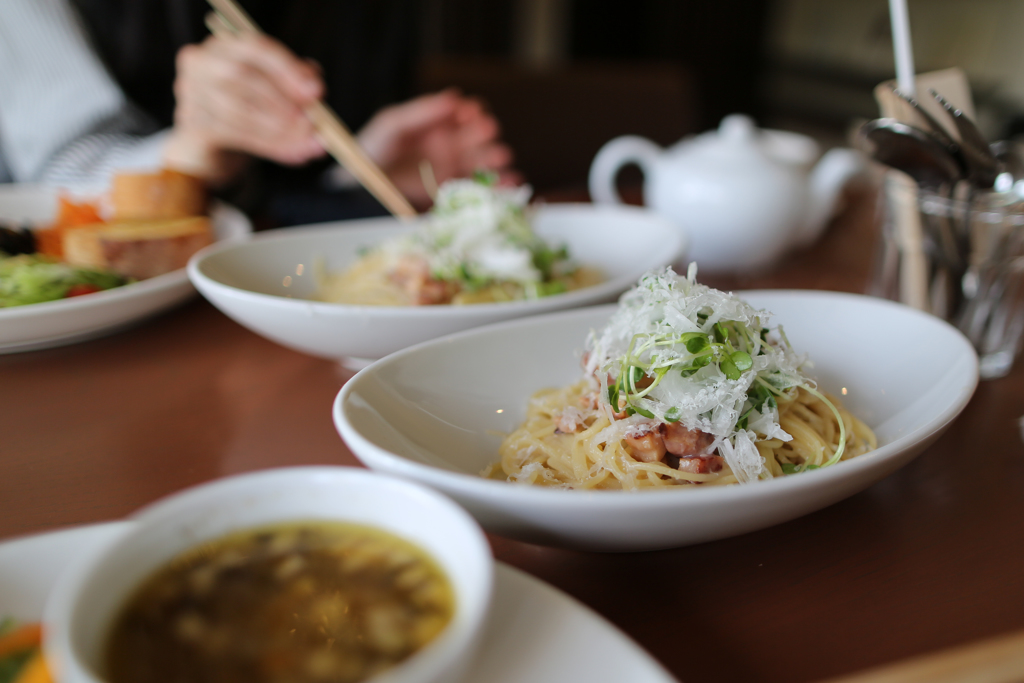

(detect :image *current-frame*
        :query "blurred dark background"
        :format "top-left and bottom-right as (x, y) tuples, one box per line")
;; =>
(417, 0), (767, 192)
(413, 0), (1024, 194)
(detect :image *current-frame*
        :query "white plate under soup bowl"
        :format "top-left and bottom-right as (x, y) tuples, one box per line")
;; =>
(44, 467), (493, 683)
(333, 291), (979, 552)
(187, 203), (685, 362)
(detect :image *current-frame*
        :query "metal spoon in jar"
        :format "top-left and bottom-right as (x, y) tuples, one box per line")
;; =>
(891, 88), (967, 175)
(857, 118), (963, 191)
(930, 89), (999, 189)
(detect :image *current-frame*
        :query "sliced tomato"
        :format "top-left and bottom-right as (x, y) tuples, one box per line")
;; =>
(65, 283), (102, 297)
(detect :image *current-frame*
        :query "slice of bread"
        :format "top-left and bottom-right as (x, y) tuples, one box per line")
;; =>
(63, 217), (213, 280)
(111, 170), (207, 221)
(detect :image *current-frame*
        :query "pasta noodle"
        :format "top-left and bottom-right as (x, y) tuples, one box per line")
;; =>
(490, 380), (875, 489)
(485, 265), (877, 490)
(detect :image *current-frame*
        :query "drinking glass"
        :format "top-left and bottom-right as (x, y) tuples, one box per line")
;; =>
(871, 173), (1024, 379)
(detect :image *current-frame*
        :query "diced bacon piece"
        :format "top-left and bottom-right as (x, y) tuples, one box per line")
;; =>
(662, 422), (714, 457)
(554, 408), (585, 434)
(624, 432), (666, 463)
(388, 255), (459, 305)
(676, 455), (724, 474)
(633, 374), (654, 390)
(389, 254), (430, 285)
(414, 278), (459, 305)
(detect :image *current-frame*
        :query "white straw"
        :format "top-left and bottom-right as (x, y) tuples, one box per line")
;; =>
(889, 0), (916, 96)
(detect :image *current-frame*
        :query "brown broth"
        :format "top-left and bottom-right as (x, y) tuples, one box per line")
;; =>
(104, 522), (454, 683)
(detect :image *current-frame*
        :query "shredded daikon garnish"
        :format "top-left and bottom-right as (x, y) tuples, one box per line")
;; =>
(584, 265), (845, 482)
(383, 176), (573, 296)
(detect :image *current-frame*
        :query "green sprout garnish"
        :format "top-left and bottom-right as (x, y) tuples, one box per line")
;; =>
(472, 169), (499, 186)
(798, 382), (847, 466)
(781, 462), (822, 475)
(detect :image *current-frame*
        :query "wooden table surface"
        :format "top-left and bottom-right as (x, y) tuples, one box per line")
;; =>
(2, 186), (1023, 683)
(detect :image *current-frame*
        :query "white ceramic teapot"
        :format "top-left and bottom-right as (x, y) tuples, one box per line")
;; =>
(588, 114), (865, 272)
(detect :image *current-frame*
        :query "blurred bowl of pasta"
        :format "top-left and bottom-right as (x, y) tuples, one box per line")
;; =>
(333, 291), (978, 552)
(187, 204), (685, 365)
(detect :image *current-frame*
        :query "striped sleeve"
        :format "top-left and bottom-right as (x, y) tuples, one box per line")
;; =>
(0, 0), (169, 191)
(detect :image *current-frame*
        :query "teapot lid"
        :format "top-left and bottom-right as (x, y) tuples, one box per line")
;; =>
(718, 114), (758, 144)
(670, 114), (775, 168)
(670, 114), (818, 169)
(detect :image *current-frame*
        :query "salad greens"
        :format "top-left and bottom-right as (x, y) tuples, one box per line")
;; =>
(586, 265), (845, 483)
(0, 253), (130, 308)
(0, 648), (31, 683)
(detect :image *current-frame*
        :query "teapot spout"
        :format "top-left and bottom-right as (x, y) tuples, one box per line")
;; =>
(796, 148), (866, 246)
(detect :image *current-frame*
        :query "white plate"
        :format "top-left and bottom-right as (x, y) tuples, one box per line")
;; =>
(0, 523), (676, 683)
(0, 184), (251, 353)
(334, 291), (979, 551)
(187, 204), (686, 362)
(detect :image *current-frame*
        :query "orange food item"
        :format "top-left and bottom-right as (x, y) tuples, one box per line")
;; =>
(35, 196), (106, 259)
(0, 622), (42, 658)
(56, 195), (104, 226)
(31, 169), (210, 281)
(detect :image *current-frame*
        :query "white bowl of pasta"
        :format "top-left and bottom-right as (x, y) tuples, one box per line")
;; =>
(188, 203), (685, 363)
(333, 288), (979, 551)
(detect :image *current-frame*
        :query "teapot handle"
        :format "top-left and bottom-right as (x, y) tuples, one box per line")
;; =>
(588, 136), (662, 205)
(797, 148), (867, 246)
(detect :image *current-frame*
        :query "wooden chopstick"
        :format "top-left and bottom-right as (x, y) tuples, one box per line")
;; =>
(816, 628), (1024, 683)
(204, 0), (418, 220)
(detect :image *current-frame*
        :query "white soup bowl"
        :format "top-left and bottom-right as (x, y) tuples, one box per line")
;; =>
(44, 467), (493, 683)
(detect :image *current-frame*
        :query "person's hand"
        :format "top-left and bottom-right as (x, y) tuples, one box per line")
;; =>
(164, 33), (326, 185)
(357, 90), (518, 209)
